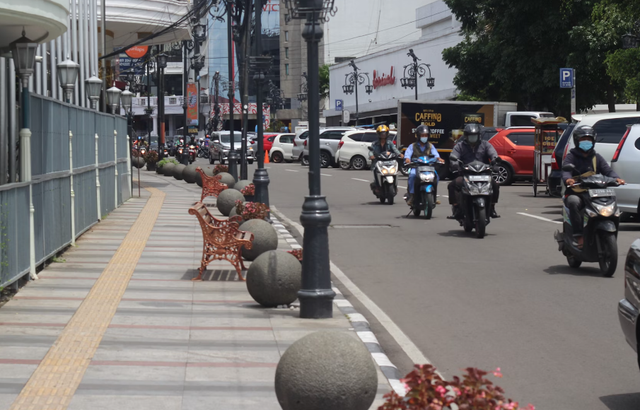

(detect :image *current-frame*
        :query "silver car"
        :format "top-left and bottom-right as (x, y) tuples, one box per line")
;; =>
(208, 131), (256, 165)
(300, 127), (357, 168)
(612, 124), (640, 218)
(618, 239), (640, 366)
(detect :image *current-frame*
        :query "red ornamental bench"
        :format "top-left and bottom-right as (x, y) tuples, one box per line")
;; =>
(189, 202), (254, 281)
(196, 167), (228, 202)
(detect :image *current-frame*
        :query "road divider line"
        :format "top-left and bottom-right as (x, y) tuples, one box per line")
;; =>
(321, 173), (332, 177)
(352, 178), (369, 182)
(284, 169), (299, 173)
(398, 185), (407, 189)
(517, 212), (562, 224)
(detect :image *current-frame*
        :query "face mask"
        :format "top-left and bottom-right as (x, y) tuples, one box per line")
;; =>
(467, 135), (479, 144)
(579, 141), (593, 151)
(420, 137), (428, 144)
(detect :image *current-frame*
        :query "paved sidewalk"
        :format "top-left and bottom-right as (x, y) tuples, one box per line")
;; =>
(0, 171), (391, 410)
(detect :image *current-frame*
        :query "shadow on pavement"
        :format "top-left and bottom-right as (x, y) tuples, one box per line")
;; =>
(540, 210), (562, 215)
(544, 264), (610, 278)
(437, 230), (495, 239)
(600, 392), (640, 410)
(141, 180), (170, 188)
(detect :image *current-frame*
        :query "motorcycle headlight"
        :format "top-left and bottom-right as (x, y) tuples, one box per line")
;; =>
(381, 168), (389, 175)
(420, 173), (434, 182)
(387, 166), (397, 174)
(593, 203), (616, 217)
(585, 208), (597, 217)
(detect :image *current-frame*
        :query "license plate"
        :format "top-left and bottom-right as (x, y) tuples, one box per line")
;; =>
(468, 175), (491, 182)
(418, 166), (435, 172)
(589, 188), (615, 197)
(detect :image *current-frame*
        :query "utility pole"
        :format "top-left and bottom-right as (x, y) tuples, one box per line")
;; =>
(239, 0), (252, 180)
(227, 0), (238, 180)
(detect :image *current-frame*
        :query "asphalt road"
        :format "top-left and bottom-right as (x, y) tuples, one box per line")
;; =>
(197, 157), (640, 409)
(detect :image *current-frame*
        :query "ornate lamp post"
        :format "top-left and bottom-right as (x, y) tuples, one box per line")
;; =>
(283, 0), (337, 319)
(250, 55), (273, 214)
(400, 48), (435, 100)
(106, 86), (122, 115)
(85, 74), (103, 109)
(342, 60), (372, 125)
(121, 87), (136, 197)
(156, 53), (168, 160)
(57, 57), (80, 103)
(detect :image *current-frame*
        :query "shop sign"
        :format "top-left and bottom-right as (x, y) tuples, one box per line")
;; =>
(373, 67), (396, 89)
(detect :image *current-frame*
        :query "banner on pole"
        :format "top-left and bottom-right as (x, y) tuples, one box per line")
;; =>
(187, 83), (198, 126)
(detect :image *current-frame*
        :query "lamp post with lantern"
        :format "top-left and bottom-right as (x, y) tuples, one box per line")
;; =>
(342, 60), (373, 126)
(156, 53), (168, 160)
(282, 0), (338, 319)
(85, 74), (103, 109)
(57, 57), (80, 104)
(400, 48), (435, 101)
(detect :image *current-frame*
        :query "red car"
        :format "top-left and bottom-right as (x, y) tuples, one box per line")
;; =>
(262, 133), (278, 153)
(487, 127), (535, 185)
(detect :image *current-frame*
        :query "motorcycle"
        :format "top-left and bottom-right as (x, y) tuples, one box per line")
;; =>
(554, 164), (621, 277)
(176, 145), (185, 162)
(450, 156), (497, 238)
(369, 150), (399, 205)
(404, 155), (441, 219)
(197, 144), (209, 159)
(162, 148), (169, 158)
(188, 144), (197, 164)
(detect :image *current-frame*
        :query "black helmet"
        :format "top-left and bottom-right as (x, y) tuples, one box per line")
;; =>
(463, 123), (482, 144)
(416, 125), (430, 139)
(572, 125), (597, 149)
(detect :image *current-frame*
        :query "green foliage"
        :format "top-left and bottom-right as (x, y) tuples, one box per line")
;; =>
(607, 47), (640, 100)
(157, 158), (179, 168)
(268, 120), (286, 132)
(52, 256), (66, 263)
(320, 64), (331, 100)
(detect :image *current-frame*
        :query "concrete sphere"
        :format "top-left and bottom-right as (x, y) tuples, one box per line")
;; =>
(183, 165), (198, 184)
(133, 157), (145, 169)
(162, 162), (176, 177)
(246, 251), (301, 307)
(275, 331), (378, 410)
(234, 179), (253, 193)
(216, 188), (244, 216)
(173, 164), (186, 181)
(156, 165), (164, 175)
(240, 219), (277, 261)
(217, 172), (236, 189)
(202, 166), (215, 177)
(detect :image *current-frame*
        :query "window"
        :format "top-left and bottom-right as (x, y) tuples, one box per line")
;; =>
(268, 136), (276, 142)
(321, 130), (347, 140)
(285, 64), (289, 76)
(592, 117), (640, 144)
(299, 131), (309, 140)
(510, 115), (535, 127)
(285, 48), (289, 59)
(362, 133), (379, 143)
(507, 132), (535, 146)
(347, 133), (364, 142)
(285, 31), (289, 42)
(281, 136), (294, 144)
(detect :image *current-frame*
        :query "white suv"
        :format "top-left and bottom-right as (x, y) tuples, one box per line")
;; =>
(336, 130), (397, 170)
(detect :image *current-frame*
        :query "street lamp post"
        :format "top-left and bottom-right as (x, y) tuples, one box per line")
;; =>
(250, 55), (273, 215)
(157, 52), (168, 160)
(85, 74), (103, 109)
(226, 0), (239, 180)
(121, 88), (136, 197)
(106, 86), (122, 115)
(57, 57), (80, 104)
(400, 49), (435, 101)
(283, 0), (337, 319)
(342, 60), (372, 126)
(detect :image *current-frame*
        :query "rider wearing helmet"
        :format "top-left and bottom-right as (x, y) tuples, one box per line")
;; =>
(563, 125), (624, 248)
(403, 124), (444, 206)
(369, 124), (402, 190)
(447, 123), (501, 219)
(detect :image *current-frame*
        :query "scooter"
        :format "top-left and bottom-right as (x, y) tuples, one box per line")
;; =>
(197, 144), (209, 159)
(176, 146), (185, 162)
(554, 164), (621, 277)
(404, 155), (440, 219)
(369, 150), (399, 205)
(162, 148), (169, 158)
(451, 156), (496, 238)
(188, 144), (197, 164)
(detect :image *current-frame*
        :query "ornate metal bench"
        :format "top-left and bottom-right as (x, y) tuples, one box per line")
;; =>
(189, 202), (254, 281)
(196, 167), (228, 202)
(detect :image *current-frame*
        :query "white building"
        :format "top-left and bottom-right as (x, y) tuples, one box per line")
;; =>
(323, 1), (462, 126)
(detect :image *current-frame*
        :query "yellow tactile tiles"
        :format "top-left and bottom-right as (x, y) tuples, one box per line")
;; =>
(9, 187), (165, 410)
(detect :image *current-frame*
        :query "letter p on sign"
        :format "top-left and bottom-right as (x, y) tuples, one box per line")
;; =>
(560, 68), (574, 88)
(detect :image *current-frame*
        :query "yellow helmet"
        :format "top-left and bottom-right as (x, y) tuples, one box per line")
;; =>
(376, 125), (390, 135)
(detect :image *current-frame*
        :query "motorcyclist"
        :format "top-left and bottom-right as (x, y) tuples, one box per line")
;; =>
(369, 125), (402, 191)
(563, 125), (624, 248)
(403, 125), (444, 206)
(447, 123), (501, 219)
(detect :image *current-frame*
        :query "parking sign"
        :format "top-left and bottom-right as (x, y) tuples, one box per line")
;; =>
(560, 68), (574, 88)
(335, 99), (343, 111)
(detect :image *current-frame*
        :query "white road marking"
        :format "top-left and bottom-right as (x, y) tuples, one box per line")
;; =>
(321, 173), (332, 177)
(285, 169), (298, 173)
(397, 185), (407, 189)
(352, 178), (369, 182)
(271, 205), (433, 368)
(517, 212), (562, 224)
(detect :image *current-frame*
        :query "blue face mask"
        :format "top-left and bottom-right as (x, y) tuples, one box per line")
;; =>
(579, 141), (593, 151)
(420, 137), (428, 144)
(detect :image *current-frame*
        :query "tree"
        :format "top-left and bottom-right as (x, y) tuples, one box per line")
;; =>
(319, 64), (330, 100)
(442, 0), (607, 117)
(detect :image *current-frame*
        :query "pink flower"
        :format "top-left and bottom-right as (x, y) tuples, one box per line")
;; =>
(493, 367), (503, 378)
(435, 385), (446, 396)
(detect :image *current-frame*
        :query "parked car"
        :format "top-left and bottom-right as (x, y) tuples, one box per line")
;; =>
(487, 128), (536, 185)
(562, 112), (640, 163)
(335, 130), (397, 170)
(263, 133), (278, 153)
(208, 131), (255, 165)
(292, 129), (309, 164)
(301, 127), (357, 168)
(481, 127), (503, 142)
(612, 124), (640, 219)
(617, 239), (640, 367)
(269, 133), (296, 163)
(547, 123), (576, 197)
(504, 111), (555, 127)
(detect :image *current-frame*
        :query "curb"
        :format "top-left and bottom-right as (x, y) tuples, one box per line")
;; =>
(270, 209), (407, 397)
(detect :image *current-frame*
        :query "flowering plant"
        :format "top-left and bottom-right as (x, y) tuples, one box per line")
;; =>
(379, 365), (534, 410)
(144, 150), (159, 164)
(240, 184), (255, 196)
(287, 248), (303, 262)
(213, 164), (229, 175)
(235, 201), (269, 221)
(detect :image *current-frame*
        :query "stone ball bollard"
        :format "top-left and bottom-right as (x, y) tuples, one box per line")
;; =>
(183, 164), (199, 184)
(246, 251), (301, 307)
(162, 162), (176, 177)
(217, 172), (236, 189)
(234, 179), (253, 193)
(173, 164), (186, 181)
(133, 157), (145, 169)
(275, 331), (378, 410)
(216, 189), (245, 216)
(156, 164), (164, 175)
(240, 219), (277, 261)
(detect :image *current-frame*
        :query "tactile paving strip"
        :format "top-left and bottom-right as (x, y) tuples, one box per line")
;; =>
(9, 187), (165, 410)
